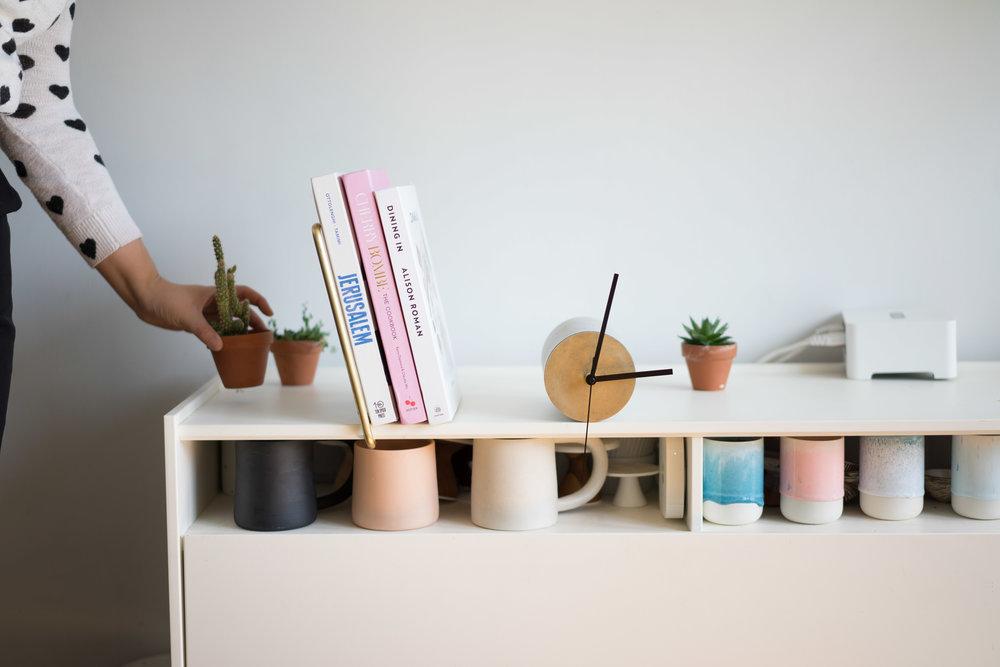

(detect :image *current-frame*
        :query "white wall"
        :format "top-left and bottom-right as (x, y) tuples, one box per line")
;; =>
(0, 1), (997, 663)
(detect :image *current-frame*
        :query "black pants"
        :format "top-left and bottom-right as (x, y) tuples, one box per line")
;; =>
(0, 214), (12, 444)
(0, 169), (21, 447)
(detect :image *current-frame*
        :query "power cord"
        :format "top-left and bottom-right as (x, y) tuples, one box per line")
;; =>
(757, 321), (846, 363)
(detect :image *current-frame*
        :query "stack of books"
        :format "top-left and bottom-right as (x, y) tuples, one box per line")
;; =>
(311, 169), (460, 425)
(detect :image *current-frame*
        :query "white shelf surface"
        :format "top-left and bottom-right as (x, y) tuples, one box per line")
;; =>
(189, 494), (998, 538)
(176, 362), (1000, 441)
(188, 492), (688, 537)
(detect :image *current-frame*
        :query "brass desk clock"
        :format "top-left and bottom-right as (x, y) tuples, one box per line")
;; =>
(543, 274), (672, 439)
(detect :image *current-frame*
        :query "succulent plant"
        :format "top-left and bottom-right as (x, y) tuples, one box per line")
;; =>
(211, 235), (250, 336)
(269, 304), (330, 349)
(680, 317), (734, 346)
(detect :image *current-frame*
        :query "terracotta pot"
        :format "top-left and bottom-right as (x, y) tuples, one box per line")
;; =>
(211, 330), (273, 389)
(271, 340), (323, 386)
(682, 342), (737, 391)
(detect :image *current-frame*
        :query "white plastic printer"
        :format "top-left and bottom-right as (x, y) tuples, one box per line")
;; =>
(843, 309), (957, 380)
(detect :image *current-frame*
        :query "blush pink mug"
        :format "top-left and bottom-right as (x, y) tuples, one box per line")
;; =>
(779, 436), (845, 524)
(352, 440), (439, 531)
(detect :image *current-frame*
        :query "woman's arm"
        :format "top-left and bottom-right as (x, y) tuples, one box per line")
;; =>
(0, 2), (139, 265)
(0, 3), (272, 347)
(97, 239), (272, 351)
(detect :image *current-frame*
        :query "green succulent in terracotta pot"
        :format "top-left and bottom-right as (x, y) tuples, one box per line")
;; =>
(680, 317), (736, 391)
(209, 236), (272, 388)
(268, 304), (330, 386)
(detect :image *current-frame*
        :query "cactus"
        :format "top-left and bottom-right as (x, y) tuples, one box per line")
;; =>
(211, 235), (250, 335)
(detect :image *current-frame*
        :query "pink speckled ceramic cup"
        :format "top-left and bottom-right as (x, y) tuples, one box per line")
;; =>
(780, 436), (845, 524)
(352, 440), (439, 531)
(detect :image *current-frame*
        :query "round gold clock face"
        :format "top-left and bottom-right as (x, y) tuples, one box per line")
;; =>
(543, 331), (636, 422)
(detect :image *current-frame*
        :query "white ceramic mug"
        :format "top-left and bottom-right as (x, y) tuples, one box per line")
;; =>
(472, 438), (608, 530)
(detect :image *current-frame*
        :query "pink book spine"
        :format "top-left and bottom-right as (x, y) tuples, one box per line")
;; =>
(340, 169), (426, 424)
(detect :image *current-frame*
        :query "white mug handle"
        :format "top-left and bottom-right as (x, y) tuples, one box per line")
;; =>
(556, 438), (608, 512)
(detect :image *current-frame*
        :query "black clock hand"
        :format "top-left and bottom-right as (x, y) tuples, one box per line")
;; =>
(587, 273), (619, 386)
(584, 273), (619, 452)
(592, 368), (674, 383)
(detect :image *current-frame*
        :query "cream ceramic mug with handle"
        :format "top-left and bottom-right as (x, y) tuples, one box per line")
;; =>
(471, 438), (608, 530)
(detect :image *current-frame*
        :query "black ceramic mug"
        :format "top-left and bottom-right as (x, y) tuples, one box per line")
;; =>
(234, 440), (353, 531)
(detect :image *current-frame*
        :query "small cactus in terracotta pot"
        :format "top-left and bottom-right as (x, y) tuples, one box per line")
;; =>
(209, 236), (272, 388)
(269, 305), (330, 386)
(680, 317), (736, 391)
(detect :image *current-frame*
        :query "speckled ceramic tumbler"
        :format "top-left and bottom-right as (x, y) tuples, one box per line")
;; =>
(859, 436), (924, 520)
(952, 435), (1000, 520)
(780, 436), (844, 524)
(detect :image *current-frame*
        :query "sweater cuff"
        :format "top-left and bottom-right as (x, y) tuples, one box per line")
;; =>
(68, 197), (142, 267)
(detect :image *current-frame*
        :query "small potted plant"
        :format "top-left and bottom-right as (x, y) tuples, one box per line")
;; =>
(209, 236), (272, 388)
(680, 317), (736, 391)
(269, 305), (329, 386)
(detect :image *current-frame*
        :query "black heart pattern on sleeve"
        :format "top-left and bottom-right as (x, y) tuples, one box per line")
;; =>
(11, 103), (35, 118)
(4, 0), (136, 267)
(79, 238), (97, 260)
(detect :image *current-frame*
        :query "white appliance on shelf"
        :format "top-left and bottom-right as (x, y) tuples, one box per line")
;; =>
(843, 308), (957, 380)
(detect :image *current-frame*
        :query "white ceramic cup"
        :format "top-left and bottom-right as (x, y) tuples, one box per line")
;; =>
(472, 438), (608, 530)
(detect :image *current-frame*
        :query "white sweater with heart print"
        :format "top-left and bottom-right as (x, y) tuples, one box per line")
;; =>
(0, 0), (140, 266)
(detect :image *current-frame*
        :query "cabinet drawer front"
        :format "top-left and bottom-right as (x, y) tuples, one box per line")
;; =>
(183, 532), (1000, 666)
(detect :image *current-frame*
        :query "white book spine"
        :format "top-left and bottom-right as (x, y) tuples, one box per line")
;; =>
(375, 185), (460, 424)
(311, 174), (397, 425)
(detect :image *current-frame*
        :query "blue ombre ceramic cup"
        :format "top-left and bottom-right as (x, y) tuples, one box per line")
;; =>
(703, 437), (764, 525)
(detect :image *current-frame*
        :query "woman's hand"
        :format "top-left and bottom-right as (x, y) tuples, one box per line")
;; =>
(97, 239), (272, 351)
(135, 279), (272, 351)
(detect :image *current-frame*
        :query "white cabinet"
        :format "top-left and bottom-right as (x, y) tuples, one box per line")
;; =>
(165, 364), (1000, 666)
